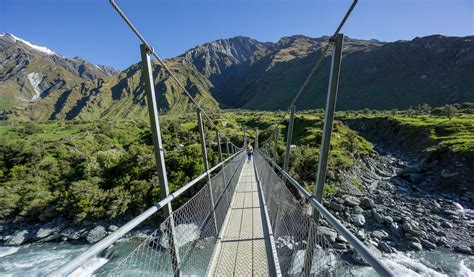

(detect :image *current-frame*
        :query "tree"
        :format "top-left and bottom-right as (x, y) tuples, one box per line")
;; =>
(443, 104), (457, 120)
(416, 103), (431, 115)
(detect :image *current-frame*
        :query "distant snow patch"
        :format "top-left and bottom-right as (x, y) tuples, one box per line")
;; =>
(27, 72), (44, 100)
(1, 33), (58, 56)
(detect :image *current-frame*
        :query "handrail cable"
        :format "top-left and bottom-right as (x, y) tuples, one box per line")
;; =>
(258, 150), (394, 276)
(51, 150), (244, 276)
(109, 0), (240, 148)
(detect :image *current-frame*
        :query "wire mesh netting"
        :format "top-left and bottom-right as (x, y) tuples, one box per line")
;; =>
(254, 151), (351, 276)
(107, 152), (245, 276)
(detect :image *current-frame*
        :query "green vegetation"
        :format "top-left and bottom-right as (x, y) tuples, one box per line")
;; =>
(234, 110), (375, 196)
(0, 114), (236, 222)
(342, 103), (474, 158)
(1, 106), (473, 222)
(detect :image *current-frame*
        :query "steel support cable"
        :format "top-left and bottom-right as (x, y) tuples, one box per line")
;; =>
(109, 0), (240, 148)
(260, 0), (358, 144)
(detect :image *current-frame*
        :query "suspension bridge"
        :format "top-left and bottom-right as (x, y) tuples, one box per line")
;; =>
(52, 0), (394, 276)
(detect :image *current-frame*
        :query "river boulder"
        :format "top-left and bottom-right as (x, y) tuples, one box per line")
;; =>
(60, 227), (87, 241)
(389, 223), (404, 238)
(34, 218), (66, 240)
(330, 201), (344, 212)
(344, 196), (361, 207)
(87, 226), (108, 243)
(408, 241), (422, 251)
(4, 230), (30, 246)
(360, 198), (375, 209)
(317, 227), (337, 243)
(351, 214), (366, 227)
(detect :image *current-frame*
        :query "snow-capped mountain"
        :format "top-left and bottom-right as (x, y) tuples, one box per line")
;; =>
(0, 33), (119, 120)
(0, 33), (59, 56)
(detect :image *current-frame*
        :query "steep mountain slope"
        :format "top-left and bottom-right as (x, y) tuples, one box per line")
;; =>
(230, 35), (385, 109)
(177, 35), (474, 111)
(0, 33), (117, 120)
(71, 58), (219, 121)
(179, 36), (274, 107)
(234, 35), (474, 110)
(1, 34), (472, 121)
(0, 33), (218, 121)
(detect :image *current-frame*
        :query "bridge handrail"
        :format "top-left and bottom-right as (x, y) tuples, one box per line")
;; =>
(257, 150), (394, 277)
(51, 150), (244, 277)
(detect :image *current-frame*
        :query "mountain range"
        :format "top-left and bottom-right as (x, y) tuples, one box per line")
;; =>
(0, 33), (473, 121)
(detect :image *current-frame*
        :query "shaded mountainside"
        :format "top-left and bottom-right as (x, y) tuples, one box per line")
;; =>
(1, 34), (473, 121)
(238, 35), (474, 110)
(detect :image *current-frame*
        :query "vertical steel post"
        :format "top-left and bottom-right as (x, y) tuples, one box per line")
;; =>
(216, 130), (226, 188)
(197, 111), (210, 173)
(216, 130), (224, 163)
(197, 111), (218, 234)
(273, 128), (279, 169)
(283, 105), (296, 172)
(226, 139), (230, 157)
(255, 128), (259, 149)
(244, 128), (247, 147)
(303, 221), (316, 276)
(314, 34), (344, 222)
(140, 44), (180, 275)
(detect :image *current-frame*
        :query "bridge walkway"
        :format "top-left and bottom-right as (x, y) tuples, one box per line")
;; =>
(209, 159), (275, 276)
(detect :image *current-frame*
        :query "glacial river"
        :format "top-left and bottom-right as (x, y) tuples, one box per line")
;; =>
(1, 242), (473, 276)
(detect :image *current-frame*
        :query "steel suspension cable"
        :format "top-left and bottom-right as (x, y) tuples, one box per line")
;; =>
(109, 0), (240, 148)
(260, 0), (358, 146)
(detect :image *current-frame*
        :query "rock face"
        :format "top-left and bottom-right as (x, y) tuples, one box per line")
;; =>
(86, 226), (108, 243)
(0, 33), (116, 121)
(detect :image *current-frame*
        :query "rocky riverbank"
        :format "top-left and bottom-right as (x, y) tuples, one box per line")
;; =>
(0, 218), (155, 247)
(318, 150), (473, 265)
(344, 117), (474, 194)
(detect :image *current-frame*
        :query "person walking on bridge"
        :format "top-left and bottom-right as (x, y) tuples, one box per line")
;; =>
(246, 143), (254, 162)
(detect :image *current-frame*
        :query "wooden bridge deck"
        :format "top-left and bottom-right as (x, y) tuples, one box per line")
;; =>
(209, 159), (275, 276)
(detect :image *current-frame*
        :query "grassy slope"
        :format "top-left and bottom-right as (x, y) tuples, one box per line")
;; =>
(343, 110), (474, 158)
(394, 116), (474, 157)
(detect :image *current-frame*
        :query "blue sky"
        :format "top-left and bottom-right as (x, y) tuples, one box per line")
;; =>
(1, 0), (472, 70)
